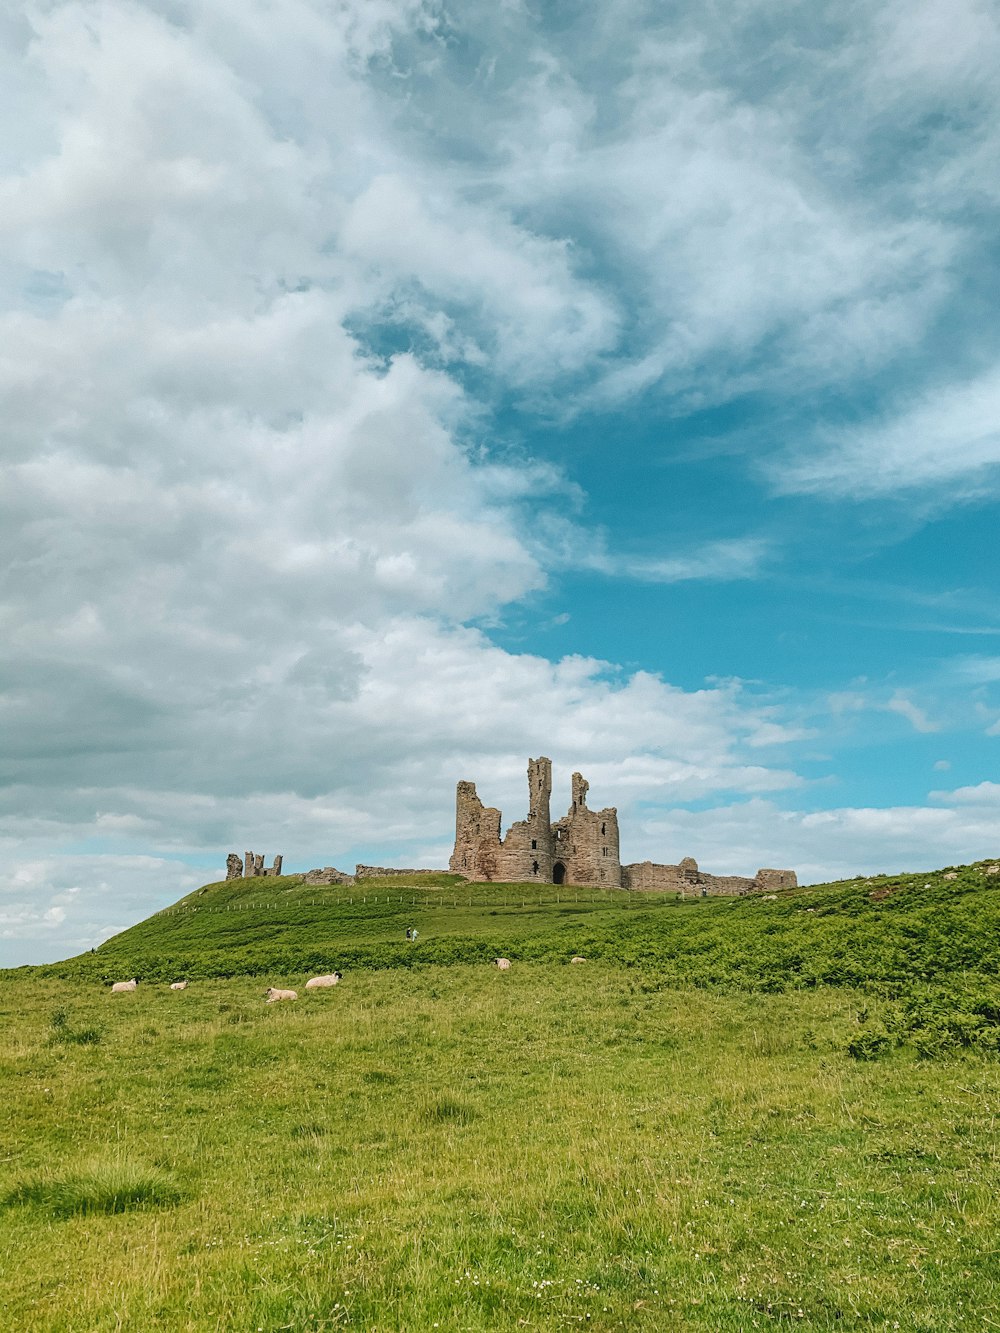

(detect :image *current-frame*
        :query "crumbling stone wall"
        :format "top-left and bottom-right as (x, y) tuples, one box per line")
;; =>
(755, 868), (798, 890)
(450, 758), (623, 885)
(355, 866), (449, 880)
(448, 780), (505, 880)
(302, 866), (355, 886)
(225, 852), (283, 879)
(449, 758), (555, 882)
(621, 858), (797, 895)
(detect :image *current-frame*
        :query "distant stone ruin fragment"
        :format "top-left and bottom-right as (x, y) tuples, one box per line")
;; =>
(449, 757), (796, 895)
(302, 866), (355, 886)
(301, 865), (447, 885)
(226, 851), (283, 879)
(355, 865), (444, 880)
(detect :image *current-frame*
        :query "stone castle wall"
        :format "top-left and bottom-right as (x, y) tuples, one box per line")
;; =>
(449, 757), (557, 882)
(449, 759), (796, 893)
(450, 759), (621, 885)
(755, 868), (798, 891)
(621, 858), (797, 895)
(355, 865), (449, 880)
(551, 773), (621, 887)
(226, 851), (283, 879)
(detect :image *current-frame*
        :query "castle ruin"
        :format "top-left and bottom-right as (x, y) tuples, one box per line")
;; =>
(226, 851), (283, 879)
(449, 757), (796, 895)
(450, 757), (622, 886)
(221, 758), (797, 896)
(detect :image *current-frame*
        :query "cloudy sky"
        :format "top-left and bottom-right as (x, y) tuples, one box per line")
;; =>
(4, 0), (1000, 965)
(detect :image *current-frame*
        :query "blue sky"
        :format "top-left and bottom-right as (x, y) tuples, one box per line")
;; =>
(3, 0), (1000, 964)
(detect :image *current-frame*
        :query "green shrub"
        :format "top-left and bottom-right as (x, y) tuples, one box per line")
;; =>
(846, 1028), (894, 1061)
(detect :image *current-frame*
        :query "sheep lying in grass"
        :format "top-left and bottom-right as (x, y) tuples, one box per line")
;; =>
(265, 987), (297, 1003)
(169, 981), (188, 990)
(305, 972), (342, 989)
(494, 958), (511, 971)
(110, 979), (137, 993)
(571, 956), (587, 964)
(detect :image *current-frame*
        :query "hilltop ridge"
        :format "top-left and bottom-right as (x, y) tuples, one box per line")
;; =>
(27, 859), (1000, 1007)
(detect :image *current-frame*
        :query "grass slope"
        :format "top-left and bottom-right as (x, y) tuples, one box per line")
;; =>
(33, 861), (1000, 1048)
(4, 861), (1000, 1329)
(4, 968), (1000, 1331)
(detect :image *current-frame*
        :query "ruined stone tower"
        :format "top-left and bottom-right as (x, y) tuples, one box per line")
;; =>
(551, 772), (622, 887)
(449, 757), (621, 886)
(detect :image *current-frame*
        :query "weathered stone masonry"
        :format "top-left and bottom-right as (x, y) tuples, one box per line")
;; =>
(222, 760), (797, 895)
(450, 756), (623, 886)
(449, 758), (796, 893)
(226, 851), (283, 879)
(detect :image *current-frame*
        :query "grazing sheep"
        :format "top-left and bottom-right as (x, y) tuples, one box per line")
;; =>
(305, 972), (342, 989)
(494, 958), (511, 971)
(265, 987), (297, 1003)
(110, 979), (137, 993)
(943, 872), (958, 881)
(169, 980), (188, 990)
(570, 956), (587, 964)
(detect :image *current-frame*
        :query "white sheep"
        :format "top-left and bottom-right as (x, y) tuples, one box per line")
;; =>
(494, 958), (511, 971)
(169, 980), (188, 990)
(110, 978), (137, 993)
(305, 972), (342, 989)
(264, 987), (297, 1003)
(570, 956), (587, 964)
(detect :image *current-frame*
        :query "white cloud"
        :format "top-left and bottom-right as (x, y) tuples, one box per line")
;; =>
(0, 855), (208, 966)
(931, 780), (1000, 806)
(340, 173), (620, 382)
(885, 691), (941, 734)
(615, 538), (773, 584)
(543, 528), (774, 585)
(776, 363), (1000, 497)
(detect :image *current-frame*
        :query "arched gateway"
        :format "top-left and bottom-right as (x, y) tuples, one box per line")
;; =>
(552, 861), (567, 885)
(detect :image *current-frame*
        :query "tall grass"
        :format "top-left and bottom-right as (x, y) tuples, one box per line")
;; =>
(6, 1157), (183, 1217)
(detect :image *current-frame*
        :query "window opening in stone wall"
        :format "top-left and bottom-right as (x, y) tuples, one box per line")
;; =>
(602, 847), (608, 857)
(531, 839), (536, 849)
(532, 860), (539, 874)
(601, 822), (606, 836)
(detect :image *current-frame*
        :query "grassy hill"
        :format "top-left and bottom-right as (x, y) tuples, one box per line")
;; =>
(4, 861), (1000, 1329)
(33, 860), (1000, 1056)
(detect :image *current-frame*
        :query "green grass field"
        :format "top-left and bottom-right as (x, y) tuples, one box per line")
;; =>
(4, 864), (1000, 1329)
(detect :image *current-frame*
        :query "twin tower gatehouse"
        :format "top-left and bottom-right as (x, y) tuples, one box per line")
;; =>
(449, 756), (621, 886)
